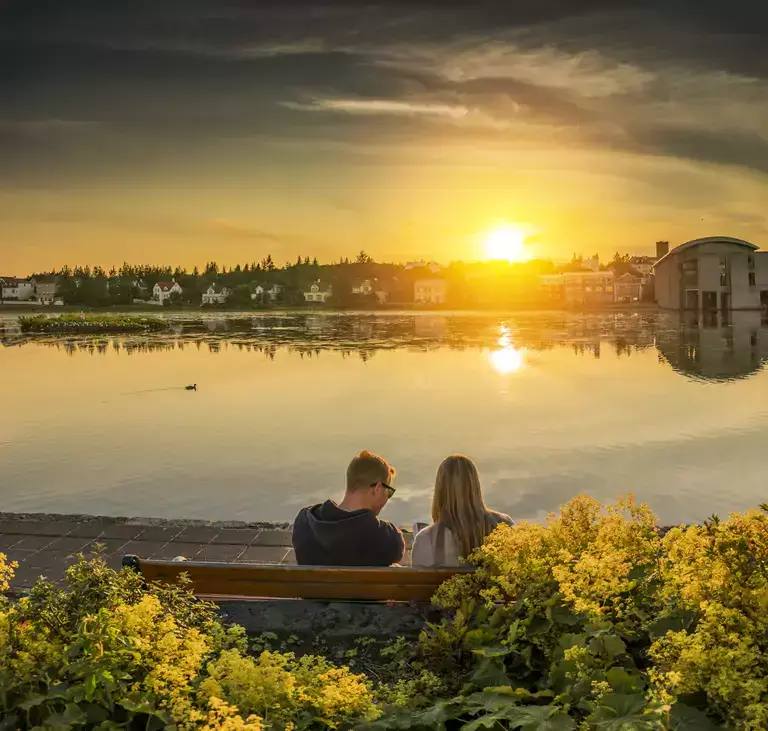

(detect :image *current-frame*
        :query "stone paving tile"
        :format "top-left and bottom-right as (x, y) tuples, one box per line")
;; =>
(174, 526), (220, 544)
(99, 524), (147, 541)
(26, 550), (78, 569)
(159, 542), (204, 560)
(47, 536), (94, 554)
(25, 520), (82, 537)
(81, 538), (130, 556)
(4, 548), (38, 565)
(12, 565), (48, 588)
(196, 544), (248, 563)
(68, 522), (111, 538)
(281, 548), (296, 565)
(119, 541), (174, 559)
(137, 526), (184, 543)
(0, 521), (32, 535)
(146, 542), (202, 560)
(0, 534), (23, 550)
(234, 546), (290, 564)
(12, 535), (58, 551)
(251, 529), (292, 547)
(210, 528), (260, 545)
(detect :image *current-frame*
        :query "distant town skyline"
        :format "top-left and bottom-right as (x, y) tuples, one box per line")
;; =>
(2, 2), (768, 274)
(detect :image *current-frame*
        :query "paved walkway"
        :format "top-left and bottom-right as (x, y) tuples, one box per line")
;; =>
(0, 512), (413, 591)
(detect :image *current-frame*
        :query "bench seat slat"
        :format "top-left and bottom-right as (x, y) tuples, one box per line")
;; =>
(125, 557), (472, 602)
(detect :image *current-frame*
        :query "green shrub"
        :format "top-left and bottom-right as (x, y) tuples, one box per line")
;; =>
(0, 555), (379, 730)
(371, 496), (768, 730)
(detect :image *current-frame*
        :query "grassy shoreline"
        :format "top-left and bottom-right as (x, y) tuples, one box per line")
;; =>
(19, 313), (168, 333)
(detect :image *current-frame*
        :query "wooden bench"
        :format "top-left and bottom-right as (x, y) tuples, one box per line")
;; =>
(122, 555), (472, 603)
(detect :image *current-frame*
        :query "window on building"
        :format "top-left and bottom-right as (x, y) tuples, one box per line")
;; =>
(749, 272), (756, 287)
(720, 272), (727, 286)
(749, 255), (755, 271)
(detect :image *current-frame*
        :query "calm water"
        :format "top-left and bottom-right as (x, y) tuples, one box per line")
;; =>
(2, 310), (768, 526)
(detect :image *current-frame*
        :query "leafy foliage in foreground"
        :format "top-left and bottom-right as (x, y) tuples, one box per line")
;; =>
(371, 496), (767, 730)
(19, 313), (168, 333)
(0, 556), (378, 729)
(2, 496), (766, 729)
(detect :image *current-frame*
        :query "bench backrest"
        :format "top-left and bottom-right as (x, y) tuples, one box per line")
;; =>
(122, 555), (471, 602)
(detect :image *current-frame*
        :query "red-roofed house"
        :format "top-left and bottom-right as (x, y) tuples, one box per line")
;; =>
(152, 280), (182, 303)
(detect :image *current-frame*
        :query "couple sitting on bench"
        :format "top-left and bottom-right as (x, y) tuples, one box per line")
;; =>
(292, 450), (513, 567)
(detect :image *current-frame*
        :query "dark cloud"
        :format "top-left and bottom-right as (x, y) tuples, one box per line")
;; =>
(635, 127), (768, 177)
(2, 0), (768, 184)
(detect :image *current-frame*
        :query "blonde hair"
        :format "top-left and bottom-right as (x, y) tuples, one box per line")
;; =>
(346, 450), (395, 492)
(431, 454), (496, 560)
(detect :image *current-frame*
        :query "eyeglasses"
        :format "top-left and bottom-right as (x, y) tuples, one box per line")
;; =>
(371, 481), (396, 498)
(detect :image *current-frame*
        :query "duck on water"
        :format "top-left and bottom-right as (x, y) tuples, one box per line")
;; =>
(185, 384), (197, 391)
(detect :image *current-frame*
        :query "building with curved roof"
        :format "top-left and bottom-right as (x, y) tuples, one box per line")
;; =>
(653, 236), (768, 311)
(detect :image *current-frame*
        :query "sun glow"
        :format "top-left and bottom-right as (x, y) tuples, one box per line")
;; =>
(483, 224), (531, 263)
(488, 325), (526, 374)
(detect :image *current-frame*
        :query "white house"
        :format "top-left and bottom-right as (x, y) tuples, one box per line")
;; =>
(1, 277), (35, 301)
(152, 280), (183, 303)
(352, 279), (374, 296)
(414, 279), (447, 305)
(304, 280), (332, 303)
(251, 282), (283, 302)
(653, 236), (768, 311)
(201, 283), (232, 305)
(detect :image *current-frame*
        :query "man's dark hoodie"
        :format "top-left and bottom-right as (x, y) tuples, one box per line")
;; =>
(292, 499), (405, 566)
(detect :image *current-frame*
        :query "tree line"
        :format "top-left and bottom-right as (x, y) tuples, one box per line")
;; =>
(30, 250), (653, 307)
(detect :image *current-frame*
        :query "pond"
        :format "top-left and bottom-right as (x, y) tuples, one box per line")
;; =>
(2, 309), (767, 526)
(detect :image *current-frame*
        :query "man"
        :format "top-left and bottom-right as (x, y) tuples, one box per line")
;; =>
(292, 450), (405, 566)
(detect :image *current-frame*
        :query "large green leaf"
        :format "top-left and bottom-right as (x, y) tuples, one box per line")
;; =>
(669, 703), (724, 730)
(588, 634), (626, 658)
(648, 612), (697, 639)
(511, 706), (578, 731)
(604, 667), (645, 694)
(527, 615), (553, 635)
(588, 693), (663, 730)
(471, 656), (510, 688)
(464, 687), (554, 714)
(462, 705), (576, 731)
(547, 603), (582, 627)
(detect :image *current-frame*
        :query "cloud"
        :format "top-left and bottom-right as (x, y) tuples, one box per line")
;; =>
(282, 98), (469, 118)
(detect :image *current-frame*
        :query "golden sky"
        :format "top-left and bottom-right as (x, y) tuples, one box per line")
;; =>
(2, 2), (768, 274)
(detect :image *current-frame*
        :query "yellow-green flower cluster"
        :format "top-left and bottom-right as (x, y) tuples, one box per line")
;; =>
(0, 556), (380, 730)
(650, 510), (768, 730)
(433, 496), (768, 730)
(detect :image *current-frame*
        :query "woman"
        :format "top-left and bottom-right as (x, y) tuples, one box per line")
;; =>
(411, 454), (513, 567)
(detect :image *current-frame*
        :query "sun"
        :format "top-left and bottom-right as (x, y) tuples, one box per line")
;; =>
(483, 224), (531, 263)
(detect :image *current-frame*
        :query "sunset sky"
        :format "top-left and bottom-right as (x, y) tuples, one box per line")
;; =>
(3, 1), (768, 274)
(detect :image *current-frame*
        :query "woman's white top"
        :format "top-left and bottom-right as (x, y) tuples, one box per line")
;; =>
(411, 512), (514, 567)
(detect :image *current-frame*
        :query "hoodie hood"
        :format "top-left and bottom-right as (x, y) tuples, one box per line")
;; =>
(296, 499), (377, 554)
(291, 499), (405, 566)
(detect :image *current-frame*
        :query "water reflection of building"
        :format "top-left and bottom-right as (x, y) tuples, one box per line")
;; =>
(413, 315), (446, 338)
(655, 311), (768, 381)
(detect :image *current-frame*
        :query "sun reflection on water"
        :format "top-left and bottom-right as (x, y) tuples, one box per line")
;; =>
(489, 325), (526, 374)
